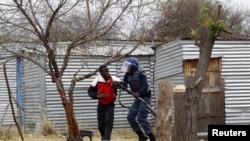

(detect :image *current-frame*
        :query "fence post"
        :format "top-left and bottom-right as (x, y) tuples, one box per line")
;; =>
(155, 80), (173, 141)
(172, 85), (187, 141)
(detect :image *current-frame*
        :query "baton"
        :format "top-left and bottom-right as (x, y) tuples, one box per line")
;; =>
(119, 83), (157, 117)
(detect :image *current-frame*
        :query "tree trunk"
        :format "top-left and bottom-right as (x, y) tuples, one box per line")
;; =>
(64, 103), (82, 141)
(184, 37), (216, 141)
(184, 76), (203, 141)
(56, 81), (82, 141)
(183, 3), (225, 140)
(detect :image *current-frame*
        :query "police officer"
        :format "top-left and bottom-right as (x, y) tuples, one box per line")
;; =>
(121, 57), (155, 141)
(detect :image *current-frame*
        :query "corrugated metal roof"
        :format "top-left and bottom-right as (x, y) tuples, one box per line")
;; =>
(74, 41), (155, 56)
(20, 41), (156, 56)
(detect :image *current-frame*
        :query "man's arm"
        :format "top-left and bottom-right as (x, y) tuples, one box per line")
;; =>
(137, 72), (149, 97)
(87, 86), (98, 99)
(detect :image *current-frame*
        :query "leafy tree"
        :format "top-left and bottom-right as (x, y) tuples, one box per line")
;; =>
(151, 0), (249, 41)
(153, 1), (238, 140)
(184, 3), (231, 141)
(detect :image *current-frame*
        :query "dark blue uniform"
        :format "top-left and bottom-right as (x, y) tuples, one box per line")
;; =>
(123, 70), (153, 136)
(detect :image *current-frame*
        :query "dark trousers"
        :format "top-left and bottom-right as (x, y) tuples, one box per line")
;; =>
(127, 97), (153, 135)
(97, 102), (114, 140)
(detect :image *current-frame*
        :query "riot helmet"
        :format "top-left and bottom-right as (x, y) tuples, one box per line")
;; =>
(121, 57), (139, 73)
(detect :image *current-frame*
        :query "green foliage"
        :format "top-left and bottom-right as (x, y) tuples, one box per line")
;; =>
(207, 18), (225, 36)
(26, 120), (36, 132)
(191, 28), (200, 40)
(197, 6), (209, 23)
(196, 6), (226, 37)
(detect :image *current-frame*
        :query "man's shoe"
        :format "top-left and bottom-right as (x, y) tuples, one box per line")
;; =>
(147, 133), (155, 141)
(139, 135), (148, 141)
(135, 130), (148, 141)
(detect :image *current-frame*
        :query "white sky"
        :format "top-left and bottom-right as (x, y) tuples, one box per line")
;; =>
(219, 0), (250, 10)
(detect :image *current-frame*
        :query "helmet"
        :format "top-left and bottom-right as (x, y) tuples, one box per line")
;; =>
(121, 57), (139, 73)
(126, 57), (139, 68)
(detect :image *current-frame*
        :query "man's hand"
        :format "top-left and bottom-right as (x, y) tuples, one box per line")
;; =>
(111, 81), (120, 89)
(133, 93), (139, 99)
(97, 93), (108, 99)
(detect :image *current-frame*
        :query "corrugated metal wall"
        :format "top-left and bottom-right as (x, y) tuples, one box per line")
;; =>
(154, 40), (185, 90)
(17, 41), (157, 132)
(22, 56), (45, 131)
(42, 55), (155, 132)
(0, 58), (17, 125)
(155, 39), (250, 126)
(181, 40), (250, 125)
(218, 41), (250, 125)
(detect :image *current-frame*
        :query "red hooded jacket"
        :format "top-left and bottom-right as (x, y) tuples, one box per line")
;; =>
(88, 74), (121, 104)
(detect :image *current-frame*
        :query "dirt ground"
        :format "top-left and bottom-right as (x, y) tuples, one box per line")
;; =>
(0, 129), (139, 141)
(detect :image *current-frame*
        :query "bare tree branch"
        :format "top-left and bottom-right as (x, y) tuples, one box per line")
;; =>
(3, 62), (24, 141)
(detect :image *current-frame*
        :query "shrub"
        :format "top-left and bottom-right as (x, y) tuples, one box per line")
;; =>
(41, 118), (56, 136)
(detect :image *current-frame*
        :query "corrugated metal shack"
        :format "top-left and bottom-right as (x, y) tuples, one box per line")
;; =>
(3, 39), (250, 133)
(154, 39), (250, 128)
(20, 40), (157, 132)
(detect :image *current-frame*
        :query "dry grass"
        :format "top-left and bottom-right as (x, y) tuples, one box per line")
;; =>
(0, 123), (139, 141)
(0, 128), (138, 141)
(41, 118), (56, 136)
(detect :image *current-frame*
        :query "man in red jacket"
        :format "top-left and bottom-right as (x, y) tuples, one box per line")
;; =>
(88, 65), (120, 141)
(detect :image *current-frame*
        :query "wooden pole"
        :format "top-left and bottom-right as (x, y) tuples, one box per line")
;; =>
(172, 85), (187, 141)
(155, 80), (173, 141)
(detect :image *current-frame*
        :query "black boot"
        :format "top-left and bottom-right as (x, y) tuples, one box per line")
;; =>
(135, 130), (148, 141)
(147, 133), (155, 141)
